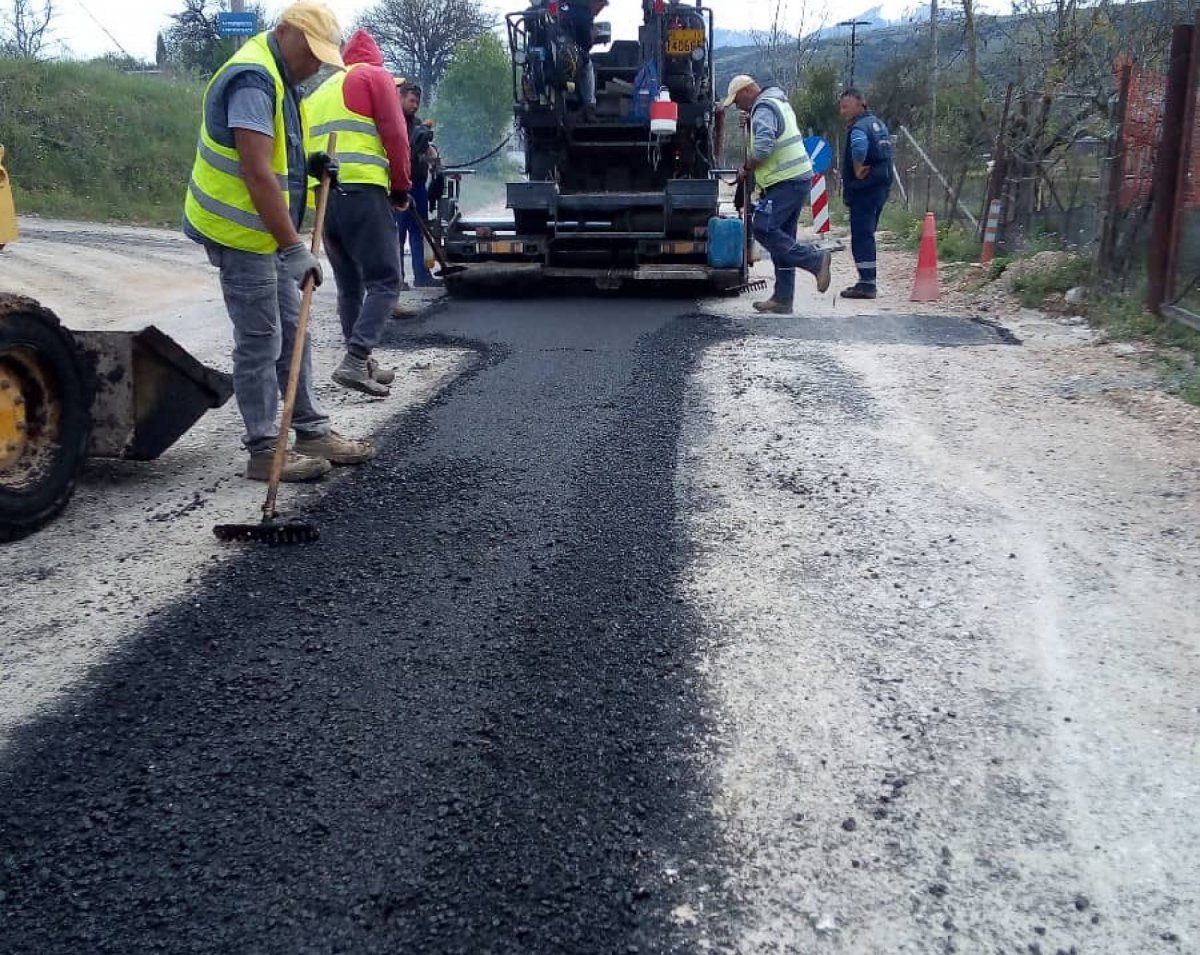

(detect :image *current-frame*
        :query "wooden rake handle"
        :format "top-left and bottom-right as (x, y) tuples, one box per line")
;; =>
(263, 133), (337, 520)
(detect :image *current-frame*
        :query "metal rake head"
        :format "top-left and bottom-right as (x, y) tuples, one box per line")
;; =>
(724, 278), (768, 297)
(212, 519), (320, 545)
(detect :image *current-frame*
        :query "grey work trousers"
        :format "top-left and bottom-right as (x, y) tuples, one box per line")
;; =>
(205, 243), (331, 455)
(322, 185), (402, 358)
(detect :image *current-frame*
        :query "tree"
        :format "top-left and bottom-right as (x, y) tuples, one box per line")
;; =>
(750, 0), (824, 92)
(357, 0), (490, 98)
(789, 62), (839, 144)
(1, 0), (55, 58)
(162, 0), (268, 76)
(430, 32), (511, 167)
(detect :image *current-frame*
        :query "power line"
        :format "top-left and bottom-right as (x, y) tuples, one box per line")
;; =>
(71, 0), (135, 60)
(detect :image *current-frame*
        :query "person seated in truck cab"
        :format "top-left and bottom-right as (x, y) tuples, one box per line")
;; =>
(560, 0), (608, 122)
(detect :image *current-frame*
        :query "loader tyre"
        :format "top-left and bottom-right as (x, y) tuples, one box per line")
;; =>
(0, 295), (93, 542)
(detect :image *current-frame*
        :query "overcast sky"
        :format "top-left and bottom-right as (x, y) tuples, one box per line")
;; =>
(46, 0), (901, 63)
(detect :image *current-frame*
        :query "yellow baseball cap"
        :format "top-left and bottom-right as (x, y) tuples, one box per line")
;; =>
(720, 74), (756, 109)
(279, 0), (345, 70)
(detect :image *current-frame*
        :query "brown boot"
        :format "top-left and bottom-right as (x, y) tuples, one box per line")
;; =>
(753, 299), (793, 315)
(244, 451), (331, 482)
(294, 431), (376, 466)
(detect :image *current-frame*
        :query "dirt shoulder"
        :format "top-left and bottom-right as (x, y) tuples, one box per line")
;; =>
(688, 238), (1200, 950)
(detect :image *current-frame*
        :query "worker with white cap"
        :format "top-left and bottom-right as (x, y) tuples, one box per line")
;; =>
(183, 1), (376, 482)
(721, 74), (831, 314)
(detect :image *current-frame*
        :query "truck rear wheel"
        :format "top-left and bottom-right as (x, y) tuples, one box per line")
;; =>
(0, 296), (92, 542)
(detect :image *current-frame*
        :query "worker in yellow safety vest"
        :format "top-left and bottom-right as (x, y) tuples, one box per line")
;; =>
(183, 0), (376, 483)
(304, 28), (412, 398)
(722, 74), (833, 315)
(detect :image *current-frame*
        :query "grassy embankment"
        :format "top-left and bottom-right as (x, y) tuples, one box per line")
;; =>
(0, 57), (516, 226)
(0, 58), (203, 225)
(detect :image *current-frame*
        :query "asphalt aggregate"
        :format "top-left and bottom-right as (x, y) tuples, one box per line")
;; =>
(0, 299), (740, 954)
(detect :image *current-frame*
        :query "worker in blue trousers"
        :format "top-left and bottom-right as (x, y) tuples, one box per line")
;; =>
(839, 88), (893, 300)
(722, 74), (832, 315)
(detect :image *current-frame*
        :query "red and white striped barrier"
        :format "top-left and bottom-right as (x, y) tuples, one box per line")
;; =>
(811, 173), (830, 234)
(980, 198), (1001, 263)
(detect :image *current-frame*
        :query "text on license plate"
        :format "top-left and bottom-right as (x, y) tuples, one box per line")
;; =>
(666, 29), (704, 56)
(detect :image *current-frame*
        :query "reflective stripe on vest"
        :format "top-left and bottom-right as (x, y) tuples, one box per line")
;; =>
(183, 33), (288, 254)
(304, 65), (390, 188)
(754, 98), (813, 191)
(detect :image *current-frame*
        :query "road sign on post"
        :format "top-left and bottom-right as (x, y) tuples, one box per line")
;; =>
(217, 12), (258, 37)
(803, 136), (832, 176)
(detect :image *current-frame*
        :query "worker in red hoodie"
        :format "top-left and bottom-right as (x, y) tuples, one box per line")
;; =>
(305, 28), (412, 397)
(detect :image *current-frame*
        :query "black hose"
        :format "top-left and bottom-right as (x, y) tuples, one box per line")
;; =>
(446, 135), (513, 170)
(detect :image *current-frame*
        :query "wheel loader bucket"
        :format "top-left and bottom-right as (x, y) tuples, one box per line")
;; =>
(72, 327), (233, 461)
(0, 145), (18, 249)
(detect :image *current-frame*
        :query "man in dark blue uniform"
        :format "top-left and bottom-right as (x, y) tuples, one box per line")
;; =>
(839, 88), (893, 300)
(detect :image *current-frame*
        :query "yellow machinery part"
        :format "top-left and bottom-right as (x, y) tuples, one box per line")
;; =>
(0, 361), (28, 472)
(0, 145), (17, 248)
(0, 344), (59, 492)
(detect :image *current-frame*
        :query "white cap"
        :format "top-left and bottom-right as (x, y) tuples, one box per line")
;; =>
(720, 74), (756, 109)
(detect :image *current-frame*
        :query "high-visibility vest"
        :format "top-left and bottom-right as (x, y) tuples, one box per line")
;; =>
(753, 96), (813, 191)
(183, 33), (291, 254)
(304, 65), (390, 189)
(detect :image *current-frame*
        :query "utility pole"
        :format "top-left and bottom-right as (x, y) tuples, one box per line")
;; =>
(925, 0), (938, 211)
(837, 19), (871, 88)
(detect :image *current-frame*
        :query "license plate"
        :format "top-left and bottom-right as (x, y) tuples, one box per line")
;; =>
(666, 29), (704, 56)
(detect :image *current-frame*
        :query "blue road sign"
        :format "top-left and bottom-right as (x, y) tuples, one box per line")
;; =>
(804, 135), (833, 176)
(217, 12), (258, 37)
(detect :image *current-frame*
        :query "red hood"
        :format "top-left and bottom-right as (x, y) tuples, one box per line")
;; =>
(343, 29), (384, 67)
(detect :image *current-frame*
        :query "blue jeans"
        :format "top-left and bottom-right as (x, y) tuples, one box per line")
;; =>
(751, 177), (825, 306)
(323, 185), (401, 358)
(395, 181), (433, 284)
(204, 243), (330, 455)
(847, 188), (888, 288)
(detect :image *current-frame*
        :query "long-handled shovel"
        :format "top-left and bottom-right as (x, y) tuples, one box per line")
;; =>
(410, 206), (468, 278)
(213, 136), (338, 545)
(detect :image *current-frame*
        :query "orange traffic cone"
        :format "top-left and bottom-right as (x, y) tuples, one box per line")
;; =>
(910, 212), (939, 302)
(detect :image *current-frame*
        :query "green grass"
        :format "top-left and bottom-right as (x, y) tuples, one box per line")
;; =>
(1008, 254), (1200, 405)
(0, 59), (202, 225)
(879, 203), (981, 263)
(1010, 255), (1093, 307)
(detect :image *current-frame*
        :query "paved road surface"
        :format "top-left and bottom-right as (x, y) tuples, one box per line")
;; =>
(2, 287), (1197, 954)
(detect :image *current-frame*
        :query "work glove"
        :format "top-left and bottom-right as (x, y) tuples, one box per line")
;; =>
(305, 151), (340, 186)
(389, 189), (411, 211)
(280, 241), (323, 289)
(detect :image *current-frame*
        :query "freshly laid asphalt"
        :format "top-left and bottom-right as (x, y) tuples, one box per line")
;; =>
(0, 299), (741, 954)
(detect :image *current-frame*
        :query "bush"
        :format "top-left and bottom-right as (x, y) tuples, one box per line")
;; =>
(1009, 255), (1092, 307)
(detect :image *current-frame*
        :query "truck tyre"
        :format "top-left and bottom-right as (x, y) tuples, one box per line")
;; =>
(0, 296), (93, 542)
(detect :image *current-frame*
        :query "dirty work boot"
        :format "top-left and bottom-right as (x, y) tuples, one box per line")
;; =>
(332, 352), (390, 397)
(367, 357), (396, 386)
(840, 283), (877, 299)
(815, 251), (832, 293)
(244, 450), (331, 483)
(582, 104), (598, 123)
(294, 430), (376, 466)
(753, 299), (793, 315)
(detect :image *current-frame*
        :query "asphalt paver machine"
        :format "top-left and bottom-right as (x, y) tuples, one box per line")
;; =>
(438, 0), (751, 292)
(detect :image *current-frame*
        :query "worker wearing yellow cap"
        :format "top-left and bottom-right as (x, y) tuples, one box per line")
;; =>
(183, 1), (375, 482)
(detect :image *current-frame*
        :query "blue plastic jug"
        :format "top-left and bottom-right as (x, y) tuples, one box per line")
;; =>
(707, 216), (744, 269)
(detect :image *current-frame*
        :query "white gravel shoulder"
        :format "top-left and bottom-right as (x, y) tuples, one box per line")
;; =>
(680, 260), (1200, 952)
(0, 218), (470, 751)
